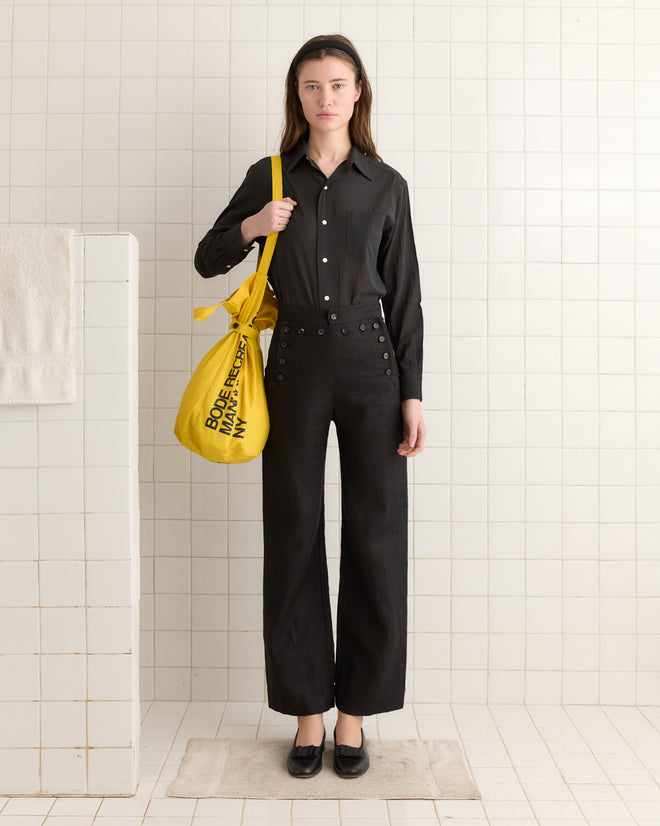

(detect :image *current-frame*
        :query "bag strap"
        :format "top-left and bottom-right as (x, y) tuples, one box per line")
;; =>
(194, 155), (282, 322)
(255, 154), (283, 277)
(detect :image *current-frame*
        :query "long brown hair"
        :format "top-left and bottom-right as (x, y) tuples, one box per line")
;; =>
(280, 34), (381, 162)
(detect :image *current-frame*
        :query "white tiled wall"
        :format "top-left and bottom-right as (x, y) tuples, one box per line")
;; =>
(0, 234), (140, 795)
(2, 1), (660, 719)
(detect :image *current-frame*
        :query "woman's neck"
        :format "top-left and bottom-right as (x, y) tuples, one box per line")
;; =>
(306, 133), (352, 166)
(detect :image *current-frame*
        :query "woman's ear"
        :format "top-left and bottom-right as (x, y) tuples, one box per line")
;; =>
(354, 79), (362, 102)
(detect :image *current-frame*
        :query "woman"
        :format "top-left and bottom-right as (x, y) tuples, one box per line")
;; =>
(195, 34), (425, 778)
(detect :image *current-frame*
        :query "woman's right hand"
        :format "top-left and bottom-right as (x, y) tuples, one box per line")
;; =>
(241, 197), (297, 244)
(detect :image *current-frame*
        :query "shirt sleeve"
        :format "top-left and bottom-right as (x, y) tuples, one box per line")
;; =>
(378, 176), (424, 401)
(194, 158), (271, 279)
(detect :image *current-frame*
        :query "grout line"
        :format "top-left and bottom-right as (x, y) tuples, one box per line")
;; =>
(563, 704), (643, 823)
(447, 0), (453, 711)
(530, 704), (632, 824)
(631, 0), (639, 712)
(189, 0), (198, 712)
(602, 705), (660, 793)
(595, 0), (602, 708)
(521, 0), (528, 707)
(444, 704), (489, 825)
(484, 705), (541, 826)
(558, 0), (565, 708)
(485, 0), (490, 709)
(81, 234), (88, 795)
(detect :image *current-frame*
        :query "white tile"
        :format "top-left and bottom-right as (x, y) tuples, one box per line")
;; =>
(88, 701), (134, 747)
(88, 654), (134, 701)
(0, 515), (37, 561)
(96, 794), (149, 817)
(290, 800), (339, 818)
(39, 514), (85, 560)
(145, 798), (196, 818)
(85, 420), (133, 467)
(0, 561), (38, 607)
(86, 560), (132, 606)
(41, 750), (87, 796)
(48, 799), (102, 816)
(1, 799), (53, 816)
(37, 421), (83, 467)
(41, 701), (86, 748)
(0, 607), (39, 654)
(0, 468), (37, 514)
(85, 373), (133, 420)
(0, 655), (38, 701)
(39, 560), (85, 607)
(0, 422), (37, 467)
(41, 654), (86, 701)
(87, 606), (133, 654)
(87, 748), (137, 796)
(85, 467), (134, 513)
(84, 235), (134, 282)
(86, 513), (134, 559)
(37, 467), (84, 514)
(41, 607), (86, 654)
(0, 703), (38, 749)
(191, 819), (241, 826)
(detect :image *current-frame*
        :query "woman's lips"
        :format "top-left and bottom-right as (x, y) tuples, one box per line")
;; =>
(317, 113), (335, 118)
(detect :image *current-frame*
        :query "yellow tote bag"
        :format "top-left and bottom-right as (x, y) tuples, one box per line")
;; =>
(174, 155), (282, 463)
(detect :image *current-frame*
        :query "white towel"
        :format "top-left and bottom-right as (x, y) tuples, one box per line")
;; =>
(0, 228), (76, 405)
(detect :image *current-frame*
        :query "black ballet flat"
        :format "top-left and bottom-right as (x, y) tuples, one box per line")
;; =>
(333, 726), (369, 778)
(286, 727), (325, 778)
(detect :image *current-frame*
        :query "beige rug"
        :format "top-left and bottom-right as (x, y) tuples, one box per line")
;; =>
(167, 738), (480, 800)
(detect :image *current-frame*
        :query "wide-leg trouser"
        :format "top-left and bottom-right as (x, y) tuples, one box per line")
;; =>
(262, 302), (408, 717)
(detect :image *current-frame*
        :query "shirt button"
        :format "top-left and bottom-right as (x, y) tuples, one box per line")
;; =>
(321, 219), (327, 225)
(322, 257), (328, 263)
(373, 321), (381, 329)
(280, 341), (288, 348)
(277, 373), (285, 381)
(324, 295), (330, 301)
(385, 368), (392, 376)
(297, 327), (305, 335)
(283, 326), (290, 333)
(278, 357), (286, 364)
(323, 185), (328, 190)
(383, 352), (390, 359)
(329, 312), (338, 321)
(378, 335), (386, 343)
(359, 323), (367, 332)
(341, 327), (348, 335)
(317, 328), (325, 335)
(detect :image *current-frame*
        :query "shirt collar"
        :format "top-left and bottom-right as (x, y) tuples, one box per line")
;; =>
(287, 141), (374, 181)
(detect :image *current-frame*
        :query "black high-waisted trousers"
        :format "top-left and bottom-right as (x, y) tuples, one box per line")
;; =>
(262, 302), (408, 716)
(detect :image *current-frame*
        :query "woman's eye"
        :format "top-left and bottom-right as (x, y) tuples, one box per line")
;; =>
(334, 84), (344, 90)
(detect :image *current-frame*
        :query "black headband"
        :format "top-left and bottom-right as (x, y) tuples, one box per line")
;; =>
(292, 39), (362, 79)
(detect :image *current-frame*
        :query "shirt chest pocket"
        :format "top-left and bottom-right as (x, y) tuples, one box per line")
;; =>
(345, 211), (385, 260)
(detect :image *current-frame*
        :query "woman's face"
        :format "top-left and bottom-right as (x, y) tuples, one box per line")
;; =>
(296, 56), (362, 137)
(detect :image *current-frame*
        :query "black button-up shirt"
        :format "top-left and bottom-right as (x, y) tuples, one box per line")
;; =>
(195, 142), (423, 400)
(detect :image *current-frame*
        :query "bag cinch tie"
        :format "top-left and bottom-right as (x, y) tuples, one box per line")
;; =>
(229, 321), (260, 340)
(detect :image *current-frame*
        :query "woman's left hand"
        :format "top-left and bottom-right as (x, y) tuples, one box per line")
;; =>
(398, 399), (426, 458)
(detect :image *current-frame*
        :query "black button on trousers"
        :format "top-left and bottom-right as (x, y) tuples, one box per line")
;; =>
(262, 303), (408, 716)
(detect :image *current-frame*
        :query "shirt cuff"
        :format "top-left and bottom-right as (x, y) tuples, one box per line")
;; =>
(221, 223), (255, 270)
(400, 374), (422, 402)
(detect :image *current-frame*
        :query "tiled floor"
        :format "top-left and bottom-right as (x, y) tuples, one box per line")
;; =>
(1, 702), (660, 825)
